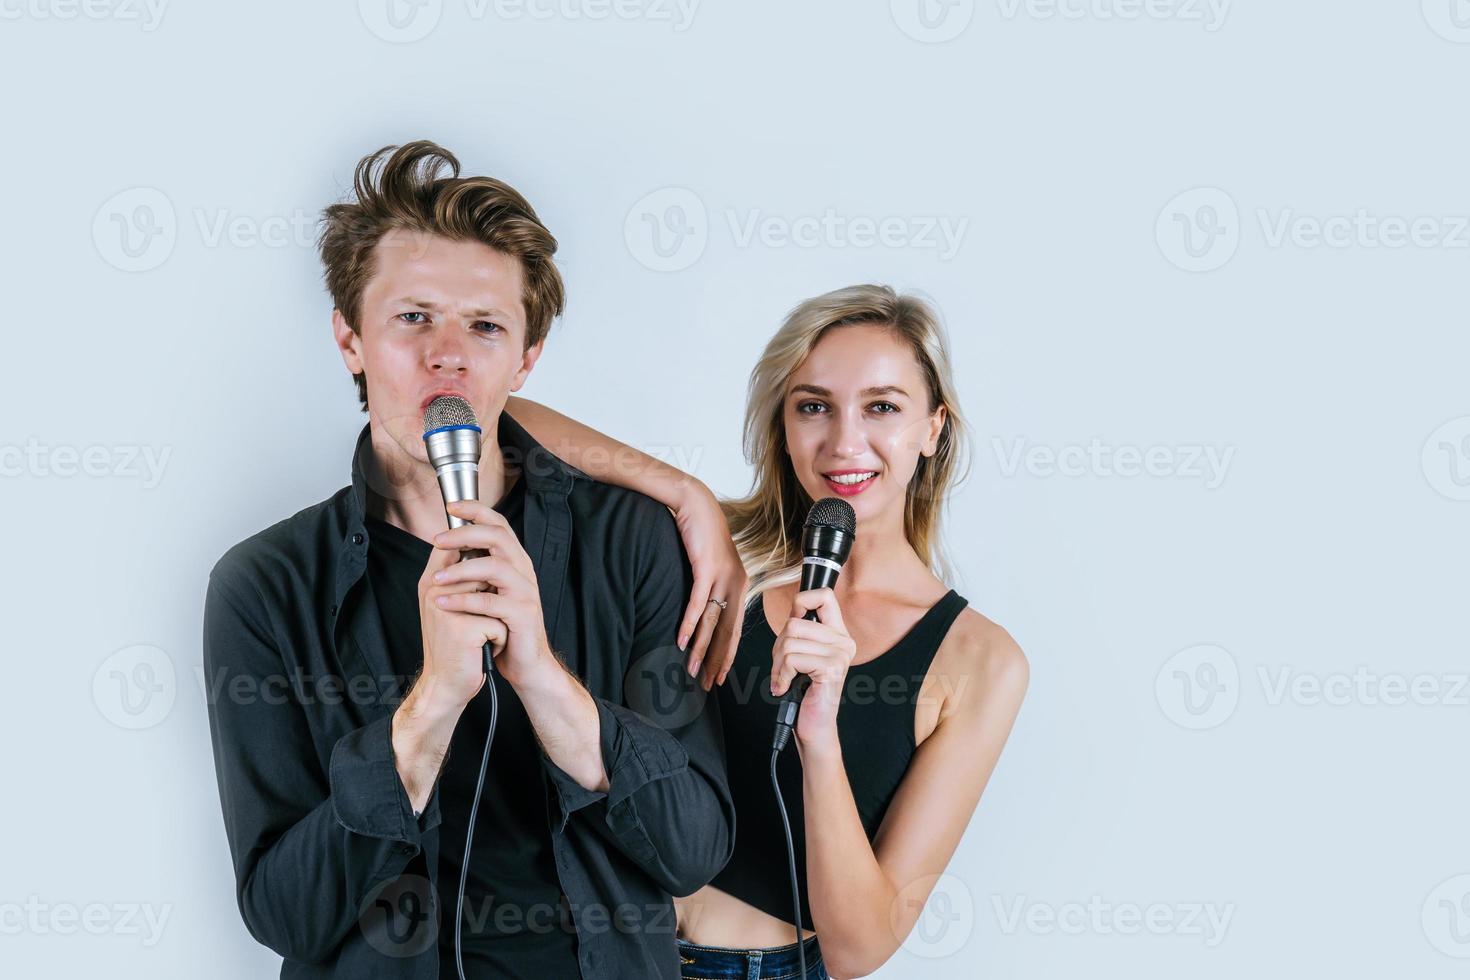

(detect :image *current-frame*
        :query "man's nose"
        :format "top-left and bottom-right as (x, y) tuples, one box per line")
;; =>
(426, 326), (468, 372)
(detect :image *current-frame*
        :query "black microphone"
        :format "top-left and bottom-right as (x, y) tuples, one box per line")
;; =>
(772, 497), (856, 752)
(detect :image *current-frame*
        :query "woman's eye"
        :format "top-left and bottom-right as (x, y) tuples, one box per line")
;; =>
(870, 401), (899, 414)
(398, 311), (428, 325)
(796, 401), (828, 415)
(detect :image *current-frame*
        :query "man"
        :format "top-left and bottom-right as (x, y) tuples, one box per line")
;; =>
(203, 140), (734, 979)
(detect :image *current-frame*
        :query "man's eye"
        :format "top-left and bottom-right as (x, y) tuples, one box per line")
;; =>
(398, 312), (428, 325)
(473, 322), (503, 334)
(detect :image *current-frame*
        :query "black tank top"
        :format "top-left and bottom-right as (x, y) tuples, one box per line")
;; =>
(708, 588), (969, 932)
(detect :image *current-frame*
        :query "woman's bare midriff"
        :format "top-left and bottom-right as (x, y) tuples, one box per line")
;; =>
(675, 885), (817, 948)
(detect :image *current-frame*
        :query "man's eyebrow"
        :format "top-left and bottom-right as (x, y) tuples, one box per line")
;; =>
(788, 383), (911, 398)
(396, 297), (510, 319)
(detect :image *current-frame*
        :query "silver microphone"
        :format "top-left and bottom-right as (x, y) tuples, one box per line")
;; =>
(423, 395), (483, 534)
(422, 394), (492, 675)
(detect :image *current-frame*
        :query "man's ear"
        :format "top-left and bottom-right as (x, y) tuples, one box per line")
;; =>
(922, 404), (948, 457)
(509, 339), (545, 393)
(332, 309), (364, 378)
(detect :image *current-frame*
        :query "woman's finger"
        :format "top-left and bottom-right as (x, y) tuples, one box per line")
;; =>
(790, 588), (846, 633)
(678, 574), (714, 655)
(707, 568), (747, 687)
(779, 616), (839, 643)
(771, 651), (827, 696)
(686, 599), (722, 688)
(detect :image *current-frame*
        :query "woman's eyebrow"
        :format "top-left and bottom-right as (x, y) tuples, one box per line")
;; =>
(788, 383), (911, 398)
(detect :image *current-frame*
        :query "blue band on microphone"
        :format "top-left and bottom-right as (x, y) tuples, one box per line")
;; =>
(423, 423), (482, 438)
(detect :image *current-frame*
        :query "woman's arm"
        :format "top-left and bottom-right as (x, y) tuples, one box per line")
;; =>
(504, 395), (747, 689)
(778, 599), (1028, 978)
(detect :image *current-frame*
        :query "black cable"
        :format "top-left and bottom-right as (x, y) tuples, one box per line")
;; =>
(454, 641), (497, 980)
(770, 747), (808, 980)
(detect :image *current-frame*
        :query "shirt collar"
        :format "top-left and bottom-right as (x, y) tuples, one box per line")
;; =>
(346, 409), (578, 532)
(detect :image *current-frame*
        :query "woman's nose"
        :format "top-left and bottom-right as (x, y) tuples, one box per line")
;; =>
(830, 410), (866, 457)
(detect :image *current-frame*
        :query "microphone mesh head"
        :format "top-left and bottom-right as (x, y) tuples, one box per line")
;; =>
(423, 395), (479, 433)
(806, 497), (856, 536)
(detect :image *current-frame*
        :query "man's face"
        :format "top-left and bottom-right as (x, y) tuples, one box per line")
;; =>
(334, 228), (542, 467)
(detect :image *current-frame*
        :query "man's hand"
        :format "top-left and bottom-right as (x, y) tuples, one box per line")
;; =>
(433, 497), (609, 793)
(391, 536), (512, 814)
(429, 497), (559, 690)
(413, 540), (507, 710)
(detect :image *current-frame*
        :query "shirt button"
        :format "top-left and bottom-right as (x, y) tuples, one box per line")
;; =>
(330, 604), (338, 617)
(351, 532), (364, 546)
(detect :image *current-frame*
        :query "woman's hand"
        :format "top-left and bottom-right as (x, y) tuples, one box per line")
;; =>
(673, 486), (748, 691)
(770, 588), (857, 746)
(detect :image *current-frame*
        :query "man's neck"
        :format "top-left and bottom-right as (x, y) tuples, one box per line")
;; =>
(364, 418), (513, 544)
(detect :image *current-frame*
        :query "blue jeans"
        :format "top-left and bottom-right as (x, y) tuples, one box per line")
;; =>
(676, 936), (829, 980)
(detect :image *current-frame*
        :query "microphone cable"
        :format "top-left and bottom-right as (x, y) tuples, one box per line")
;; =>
(771, 744), (809, 979)
(453, 641), (497, 980)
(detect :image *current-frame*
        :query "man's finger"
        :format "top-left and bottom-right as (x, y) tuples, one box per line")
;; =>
(445, 498), (512, 527)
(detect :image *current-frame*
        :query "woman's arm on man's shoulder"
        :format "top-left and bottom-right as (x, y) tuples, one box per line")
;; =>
(505, 395), (748, 688)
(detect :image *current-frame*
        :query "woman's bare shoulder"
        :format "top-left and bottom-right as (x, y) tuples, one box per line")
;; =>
(933, 605), (1029, 721)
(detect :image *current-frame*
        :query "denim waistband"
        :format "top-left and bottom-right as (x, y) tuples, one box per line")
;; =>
(676, 935), (826, 980)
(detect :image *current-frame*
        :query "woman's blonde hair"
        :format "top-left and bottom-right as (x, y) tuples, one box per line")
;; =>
(723, 284), (971, 606)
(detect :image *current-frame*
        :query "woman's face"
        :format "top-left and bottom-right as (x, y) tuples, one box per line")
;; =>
(782, 323), (947, 529)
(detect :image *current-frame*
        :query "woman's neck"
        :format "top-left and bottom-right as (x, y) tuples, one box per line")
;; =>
(832, 507), (929, 594)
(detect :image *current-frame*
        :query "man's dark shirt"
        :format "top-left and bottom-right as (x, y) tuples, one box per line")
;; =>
(203, 414), (735, 979)
(365, 470), (579, 978)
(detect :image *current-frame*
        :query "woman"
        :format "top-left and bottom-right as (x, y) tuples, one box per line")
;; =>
(508, 284), (1028, 979)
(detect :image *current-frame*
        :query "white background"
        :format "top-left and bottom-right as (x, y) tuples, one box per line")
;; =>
(1, 1), (1467, 976)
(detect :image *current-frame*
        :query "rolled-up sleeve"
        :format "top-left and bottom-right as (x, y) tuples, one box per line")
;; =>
(203, 558), (441, 963)
(540, 501), (735, 898)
